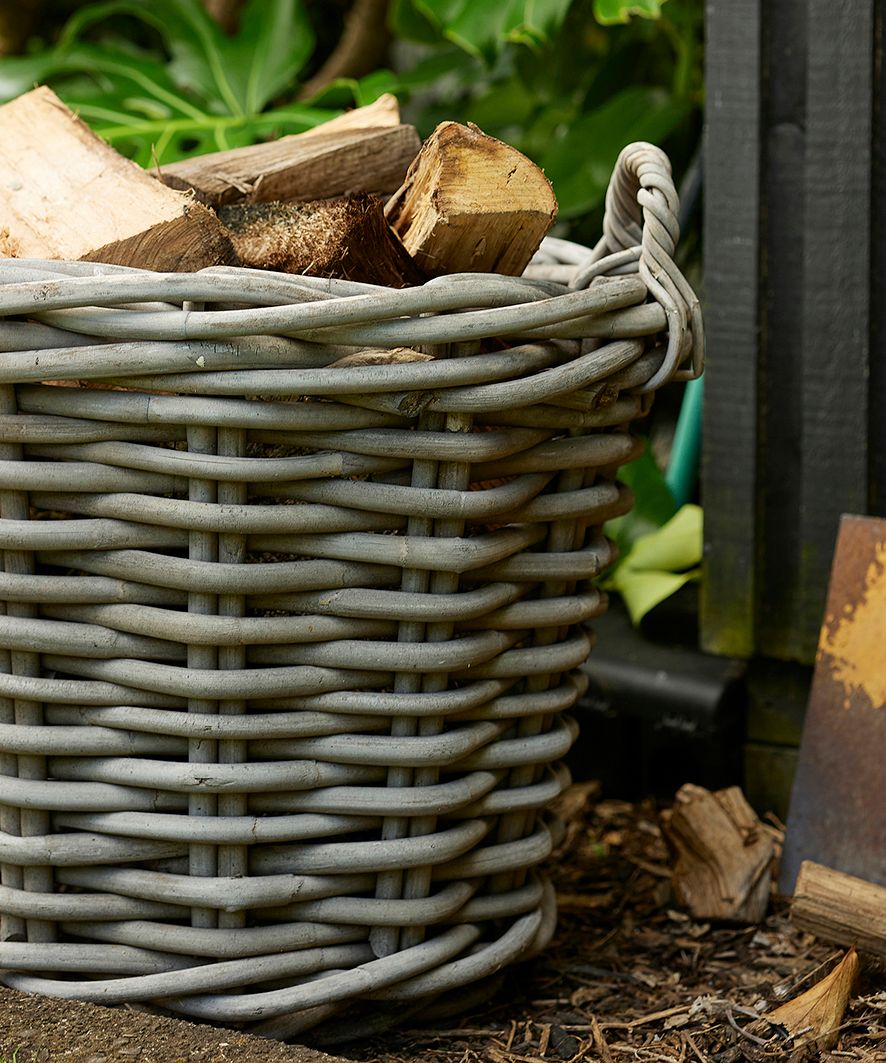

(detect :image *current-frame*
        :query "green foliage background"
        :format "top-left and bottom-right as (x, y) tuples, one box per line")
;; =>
(0, 0), (702, 241)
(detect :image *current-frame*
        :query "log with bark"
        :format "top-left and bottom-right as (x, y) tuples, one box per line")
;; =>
(385, 120), (558, 276)
(0, 86), (237, 271)
(218, 194), (424, 287)
(661, 783), (777, 923)
(0, 88), (564, 296)
(791, 860), (886, 960)
(157, 95), (420, 208)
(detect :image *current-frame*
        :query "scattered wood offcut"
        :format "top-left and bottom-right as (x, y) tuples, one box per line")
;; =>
(750, 947), (859, 1050)
(661, 783), (777, 923)
(791, 859), (886, 960)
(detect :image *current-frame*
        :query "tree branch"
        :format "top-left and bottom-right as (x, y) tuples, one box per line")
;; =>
(202, 0), (246, 35)
(0, 0), (44, 57)
(298, 0), (390, 100)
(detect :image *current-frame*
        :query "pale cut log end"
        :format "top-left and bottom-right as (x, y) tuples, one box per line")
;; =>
(386, 120), (558, 278)
(0, 85), (237, 270)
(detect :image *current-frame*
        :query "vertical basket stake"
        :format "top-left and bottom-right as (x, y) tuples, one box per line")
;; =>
(0, 383), (54, 943)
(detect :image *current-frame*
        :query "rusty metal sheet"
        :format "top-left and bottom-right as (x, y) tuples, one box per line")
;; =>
(781, 514), (886, 892)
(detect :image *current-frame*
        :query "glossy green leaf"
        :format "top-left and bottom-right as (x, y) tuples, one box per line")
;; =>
(53, 0), (314, 116)
(444, 0), (527, 62)
(352, 69), (402, 105)
(593, 0), (668, 25)
(465, 75), (537, 130)
(0, 54), (66, 100)
(403, 0), (573, 61)
(149, 0), (245, 114)
(608, 566), (697, 624)
(53, 0), (236, 113)
(218, 0), (315, 112)
(410, 0), (467, 30)
(0, 0), (324, 164)
(505, 0), (575, 48)
(626, 503), (702, 573)
(388, 0), (442, 43)
(540, 86), (689, 216)
(604, 504), (702, 623)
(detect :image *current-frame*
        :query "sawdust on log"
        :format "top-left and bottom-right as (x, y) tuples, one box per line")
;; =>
(218, 195), (424, 287)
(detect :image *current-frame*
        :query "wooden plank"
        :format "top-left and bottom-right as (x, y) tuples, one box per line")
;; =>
(757, 0), (808, 659)
(0, 87), (236, 271)
(700, 0), (762, 658)
(796, 0), (874, 661)
(871, 6), (886, 517)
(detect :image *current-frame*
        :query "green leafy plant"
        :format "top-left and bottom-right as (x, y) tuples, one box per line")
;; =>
(0, 0), (347, 164)
(399, 0), (576, 61)
(388, 0), (702, 228)
(603, 447), (702, 623)
(593, 0), (669, 24)
(0, 0), (702, 238)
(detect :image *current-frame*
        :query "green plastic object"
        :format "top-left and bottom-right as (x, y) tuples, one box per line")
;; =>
(665, 374), (704, 507)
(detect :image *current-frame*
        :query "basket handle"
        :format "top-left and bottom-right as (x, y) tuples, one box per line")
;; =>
(601, 142), (704, 392)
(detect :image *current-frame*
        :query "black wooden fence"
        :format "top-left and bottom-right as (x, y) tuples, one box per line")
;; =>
(702, 0), (882, 665)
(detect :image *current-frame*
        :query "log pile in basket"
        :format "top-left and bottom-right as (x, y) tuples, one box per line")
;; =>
(0, 85), (703, 1039)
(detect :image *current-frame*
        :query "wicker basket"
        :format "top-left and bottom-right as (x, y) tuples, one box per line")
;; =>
(0, 142), (701, 1039)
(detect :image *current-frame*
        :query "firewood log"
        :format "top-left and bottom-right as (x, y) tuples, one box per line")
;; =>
(385, 121), (558, 277)
(0, 86), (236, 271)
(218, 195), (424, 287)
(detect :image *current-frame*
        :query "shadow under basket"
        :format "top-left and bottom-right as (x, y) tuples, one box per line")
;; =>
(0, 143), (702, 1041)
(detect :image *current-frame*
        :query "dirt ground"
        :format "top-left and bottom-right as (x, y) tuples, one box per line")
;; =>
(0, 786), (883, 1063)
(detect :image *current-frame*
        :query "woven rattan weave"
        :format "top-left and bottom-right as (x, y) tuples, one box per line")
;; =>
(0, 143), (701, 1038)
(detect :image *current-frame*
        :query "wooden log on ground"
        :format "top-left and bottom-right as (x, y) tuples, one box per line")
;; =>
(218, 195), (425, 287)
(792, 860), (886, 960)
(0, 86), (237, 271)
(385, 121), (558, 277)
(660, 783), (776, 923)
(158, 96), (420, 208)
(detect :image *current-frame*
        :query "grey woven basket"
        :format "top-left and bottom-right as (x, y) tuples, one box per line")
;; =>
(0, 142), (701, 1039)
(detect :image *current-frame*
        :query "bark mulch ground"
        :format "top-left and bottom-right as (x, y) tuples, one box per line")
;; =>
(0, 784), (883, 1062)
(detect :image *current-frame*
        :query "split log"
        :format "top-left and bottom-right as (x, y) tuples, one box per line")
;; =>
(385, 121), (558, 277)
(295, 92), (401, 133)
(661, 783), (776, 923)
(0, 86), (236, 271)
(792, 860), (886, 960)
(158, 96), (420, 208)
(217, 195), (425, 287)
